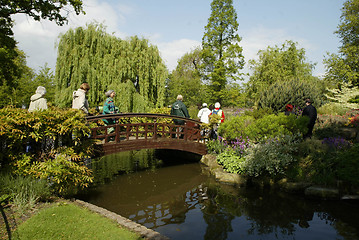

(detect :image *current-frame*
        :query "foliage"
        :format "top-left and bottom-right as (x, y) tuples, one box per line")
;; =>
(0, 0), (84, 108)
(324, 82), (359, 109)
(314, 110), (359, 138)
(217, 149), (245, 174)
(247, 40), (317, 103)
(28, 154), (93, 195)
(335, 144), (359, 186)
(0, 173), (51, 214)
(14, 202), (142, 240)
(221, 83), (247, 107)
(291, 139), (358, 187)
(317, 103), (350, 115)
(1, 0), (84, 27)
(0, 48), (34, 107)
(218, 115), (255, 140)
(324, 0), (359, 86)
(243, 135), (300, 177)
(201, 0), (245, 102)
(206, 138), (228, 154)
(219, 113), (308, 142)
(321, 137), (352, 150)
(257, 79), (324, 112)
(0, 107), (95, 195)
(55, 23), (167, 111)
(166, 48), (208, 106)
(242, 107), (273, 119)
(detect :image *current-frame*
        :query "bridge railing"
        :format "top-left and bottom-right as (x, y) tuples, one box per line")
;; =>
(86, 113), (206, 144)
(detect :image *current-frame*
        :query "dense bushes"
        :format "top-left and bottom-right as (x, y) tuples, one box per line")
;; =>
(258, 79), (324, 112)
(209, 107), (359, 188)
(218, 111), (308, 142)
(0, 107), (95, 195)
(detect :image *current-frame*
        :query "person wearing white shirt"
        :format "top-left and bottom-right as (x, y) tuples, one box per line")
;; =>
(197, 103), (211, 124)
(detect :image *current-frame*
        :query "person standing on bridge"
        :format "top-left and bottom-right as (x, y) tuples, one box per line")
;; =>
(72, 83), (90, 115)
(171, 95), (190, 138)
(103, 90), (117, 134)
(209, 102), (225, 139)
(28, 86), (48, 112)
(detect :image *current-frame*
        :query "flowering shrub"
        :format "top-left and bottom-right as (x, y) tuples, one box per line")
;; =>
(322, 137), (352, 150)
(206, 136), (228, 154)
(348, 113), (359, 128)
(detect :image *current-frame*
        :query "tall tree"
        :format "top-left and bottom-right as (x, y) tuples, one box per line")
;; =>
(201, 0), (245, 103)
(166, 47), (207, 106)
(324, 0), (359, 86)
(55, 23), (167, 112)
(246, 40), (316, 104)
(0, 0), (84, 107)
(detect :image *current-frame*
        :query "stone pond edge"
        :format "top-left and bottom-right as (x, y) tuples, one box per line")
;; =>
(74, 199), (170, 240)
(200, 154), (359, 200)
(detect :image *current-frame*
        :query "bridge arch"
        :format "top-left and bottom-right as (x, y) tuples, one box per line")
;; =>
(86, 113), (208, 156)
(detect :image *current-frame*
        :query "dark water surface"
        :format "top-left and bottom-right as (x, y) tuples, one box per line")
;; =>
(78, 150), (359, 240)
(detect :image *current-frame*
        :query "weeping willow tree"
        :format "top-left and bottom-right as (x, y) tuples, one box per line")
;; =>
(55, 23), (167, 112)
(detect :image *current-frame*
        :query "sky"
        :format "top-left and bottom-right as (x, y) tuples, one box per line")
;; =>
(12, 0), (345, 78)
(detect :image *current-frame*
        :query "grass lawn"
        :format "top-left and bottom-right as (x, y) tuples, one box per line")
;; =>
(12, 202), (142, 240)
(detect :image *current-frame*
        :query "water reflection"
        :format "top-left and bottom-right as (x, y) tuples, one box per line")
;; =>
(79, 150), (359, 240)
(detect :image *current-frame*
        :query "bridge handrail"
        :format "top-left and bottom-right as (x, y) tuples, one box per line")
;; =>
(86, 113), (202, 124)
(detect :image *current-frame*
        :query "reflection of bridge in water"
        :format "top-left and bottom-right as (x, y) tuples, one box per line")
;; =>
(86, 113), (208, 156)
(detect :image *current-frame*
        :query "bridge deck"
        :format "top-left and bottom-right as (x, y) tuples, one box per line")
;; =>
(87, 113), (208, 155)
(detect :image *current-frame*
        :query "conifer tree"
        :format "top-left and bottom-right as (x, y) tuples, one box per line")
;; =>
(55, 23), (167, 112)
(201, 0), (245, 103)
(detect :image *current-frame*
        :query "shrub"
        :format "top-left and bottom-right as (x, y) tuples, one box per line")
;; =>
(217, 149), (245, 174)
(243, 135), (300, 177)
(336, 144), (359, 186)
(206, 137), (228, 154)
(218, 115), (255, 141)
(27, 154), (94, 196)
(258, 79), (324, 113)
(317, 103), (349, 115)
(244, 114), (307, 142)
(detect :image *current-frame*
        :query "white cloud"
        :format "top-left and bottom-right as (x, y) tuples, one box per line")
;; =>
(12, 0), (126, 72)
(156, 39), (201, 71)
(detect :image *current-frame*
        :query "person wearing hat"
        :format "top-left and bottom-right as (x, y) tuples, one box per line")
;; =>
(72, 83), (90, 115)
(102, 90), (117, 129)
(208, 102), (225, 139)
(302, 98), (317, 139)
(197, 103), (211, 124)
(28, 86), (48, 112)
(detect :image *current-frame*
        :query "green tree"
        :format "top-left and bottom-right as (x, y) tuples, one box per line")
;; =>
(246, 40), (316, 105)
(166, 47), (207, 106)
(201, 0), (245, 103)
(55, 23), (167, 112)
(19, 64), (56, 108)
(0, 48), (34, 107)
(0, 0), (84, 107)
(324, 0), (359, 86)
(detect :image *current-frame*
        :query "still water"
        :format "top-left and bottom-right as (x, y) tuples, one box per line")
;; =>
(78, 150), (359, 240)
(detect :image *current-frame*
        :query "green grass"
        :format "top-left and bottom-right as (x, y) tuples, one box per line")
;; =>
(13, 202), (142, 240)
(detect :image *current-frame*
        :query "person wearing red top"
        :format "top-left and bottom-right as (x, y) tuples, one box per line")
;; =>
(209, 102), (225, 123)
(209, 102), (225, 139)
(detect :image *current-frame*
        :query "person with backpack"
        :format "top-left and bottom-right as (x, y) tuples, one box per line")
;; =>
(170, 95), (190, 138)
(209, 102), (225, 139)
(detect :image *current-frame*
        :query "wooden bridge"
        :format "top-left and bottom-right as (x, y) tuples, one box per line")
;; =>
(86, 113), (207, 156)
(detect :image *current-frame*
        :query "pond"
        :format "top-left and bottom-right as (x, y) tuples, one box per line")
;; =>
(78, 150), (359, 240)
